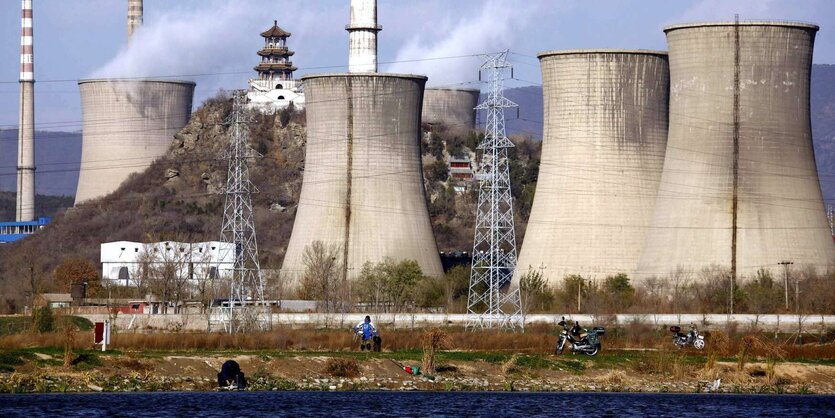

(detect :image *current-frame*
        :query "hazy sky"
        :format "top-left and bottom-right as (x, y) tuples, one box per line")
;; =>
(1, 0), (834, 131)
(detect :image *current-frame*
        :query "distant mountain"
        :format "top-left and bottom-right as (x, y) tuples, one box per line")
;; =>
(0, 129), (81, 197)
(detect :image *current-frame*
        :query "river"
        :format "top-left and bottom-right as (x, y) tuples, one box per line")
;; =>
(2, 391), (833, 417)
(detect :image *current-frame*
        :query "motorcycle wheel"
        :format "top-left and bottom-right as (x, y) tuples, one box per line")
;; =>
(585, 344), (600, 356)
(694, 339), (706, 350)
(555, 338), (565, 355)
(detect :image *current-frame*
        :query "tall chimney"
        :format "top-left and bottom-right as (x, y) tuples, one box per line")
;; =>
(346, 0), (381, 73)
(127, 0), (143, 40)
(16, 0), (35, 222)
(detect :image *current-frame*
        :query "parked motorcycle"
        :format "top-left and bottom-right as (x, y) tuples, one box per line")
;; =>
(670, 324), (705, 350)
(554, 317), (605, 356)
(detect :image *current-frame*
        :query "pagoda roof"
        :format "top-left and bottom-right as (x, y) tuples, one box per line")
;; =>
(258, 48), (295, 57)
(261, 20), (291, 38)
(254, 62), (297, 72)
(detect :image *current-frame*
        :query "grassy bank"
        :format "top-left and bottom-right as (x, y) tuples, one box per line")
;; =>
(1, 325), (833, 394)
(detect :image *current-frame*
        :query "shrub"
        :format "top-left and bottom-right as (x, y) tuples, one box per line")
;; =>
(325, 358), (360, 377)
(32, 306), (54, 333)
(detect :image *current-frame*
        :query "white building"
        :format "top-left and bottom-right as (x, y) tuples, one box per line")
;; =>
(100, 241), (235, 287)
(246, 20), (305, 112)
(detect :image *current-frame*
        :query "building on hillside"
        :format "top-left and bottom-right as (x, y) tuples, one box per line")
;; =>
(35, 293), (73, 309)
(448, 156), (475, 192)
(0, 217), (50, 243)
(100, 241), (234, 287)
(247, 20), (305, 112)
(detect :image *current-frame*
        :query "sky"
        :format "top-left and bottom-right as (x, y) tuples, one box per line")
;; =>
(1, 0), (834, 132)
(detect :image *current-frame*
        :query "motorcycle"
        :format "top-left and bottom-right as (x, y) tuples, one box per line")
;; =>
(554, 317), (605, 356)
(670, 324), (705, 350)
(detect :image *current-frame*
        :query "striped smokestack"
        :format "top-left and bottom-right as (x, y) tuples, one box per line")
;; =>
(128, 0), (143, 40)
(16, 0), (35, 221)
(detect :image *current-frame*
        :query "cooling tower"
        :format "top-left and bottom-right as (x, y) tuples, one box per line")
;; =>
(638, 21), (835, 280)
(74, 79), (195, 204)
(422, 88), (480, 130)
(282, 73), (443, 280)
(514, 50), (670, 285)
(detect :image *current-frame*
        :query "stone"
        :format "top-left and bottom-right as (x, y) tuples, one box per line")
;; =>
(270, 202), (287, 212)
(165, 168), (180, 180)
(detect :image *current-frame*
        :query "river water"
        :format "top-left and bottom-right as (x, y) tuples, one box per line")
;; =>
(1, 391), (833, 417)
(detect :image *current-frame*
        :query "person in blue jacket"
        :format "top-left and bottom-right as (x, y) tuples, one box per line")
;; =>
(353, 315), (378, 351)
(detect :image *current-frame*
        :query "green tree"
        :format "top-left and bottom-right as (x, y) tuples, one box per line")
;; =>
(425, 160), (449, 183)
(33, 305), (54, 333)
(603, 273), (635, 313)
(520, 268), (553, 314)
(742, 268), (781, 320)
(356, 259), (426, 313)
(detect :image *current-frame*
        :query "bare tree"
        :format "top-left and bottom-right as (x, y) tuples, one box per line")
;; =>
(299, 241), (344, 313)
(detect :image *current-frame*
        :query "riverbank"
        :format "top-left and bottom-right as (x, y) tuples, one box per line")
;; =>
(1, 347), (833, 394)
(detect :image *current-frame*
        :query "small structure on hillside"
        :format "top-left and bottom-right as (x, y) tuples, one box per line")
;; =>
(247, 20), (304, 112)
(448, 156), (475, 192)
(35, 293), (73, 309)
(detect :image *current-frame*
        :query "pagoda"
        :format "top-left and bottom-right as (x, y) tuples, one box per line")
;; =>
(248, 20), (304, 111)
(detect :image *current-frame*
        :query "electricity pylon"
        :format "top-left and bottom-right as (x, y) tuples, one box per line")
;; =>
(466, 50), (523, 330)
(219, 91), (266, 333)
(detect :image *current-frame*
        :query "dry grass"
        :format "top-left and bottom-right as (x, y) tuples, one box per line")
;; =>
(0, 325), (831, 364)
(598, 370), (627, 386)
(324, 358), (359, 378)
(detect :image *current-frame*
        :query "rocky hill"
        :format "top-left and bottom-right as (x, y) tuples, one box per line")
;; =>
(0, 92), (540, 313)
(0, 94), (306, 312)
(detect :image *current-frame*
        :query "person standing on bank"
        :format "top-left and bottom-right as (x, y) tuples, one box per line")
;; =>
(354, 315), (378, 351)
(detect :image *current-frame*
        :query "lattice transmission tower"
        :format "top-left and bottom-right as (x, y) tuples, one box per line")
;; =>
(219, 91), (266, 333)
(466, 50), (524, 330)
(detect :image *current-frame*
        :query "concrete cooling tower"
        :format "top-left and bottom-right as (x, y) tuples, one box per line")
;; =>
(638, 21), (835, 280)
(75, 79), (195, 204)
(282, 73), (444, 280)
(514, 50), (670, 285)
(422, 88), (480, 130)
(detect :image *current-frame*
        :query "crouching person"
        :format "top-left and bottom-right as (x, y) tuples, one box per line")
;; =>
(217, 360), (247, 390)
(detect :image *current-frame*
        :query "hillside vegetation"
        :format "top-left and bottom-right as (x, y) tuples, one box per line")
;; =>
(0, 93), (539, 313)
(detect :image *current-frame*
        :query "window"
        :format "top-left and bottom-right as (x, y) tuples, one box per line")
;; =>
(278, 95), (285, 100)
(276, 84), (283, 89)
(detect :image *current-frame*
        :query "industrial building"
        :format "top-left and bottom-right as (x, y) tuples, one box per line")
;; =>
(638, 21), (835, 280)
(74, 79), (195, 204)
(247, 20), (305, 112)
(0, 217), (50, 244)
(515, 50), (670, 284)
(281, 73), (444, 280)
(422, 88), (480, 130)
(100, 241), (234, 287)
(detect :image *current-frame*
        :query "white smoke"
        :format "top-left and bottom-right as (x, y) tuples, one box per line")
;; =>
(88, 0), (344, 101)
(386, 0), (539, 87)
(92, 1), (255, 80)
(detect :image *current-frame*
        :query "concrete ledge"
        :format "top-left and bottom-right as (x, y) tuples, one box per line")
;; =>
(76, 313), (835, 333)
